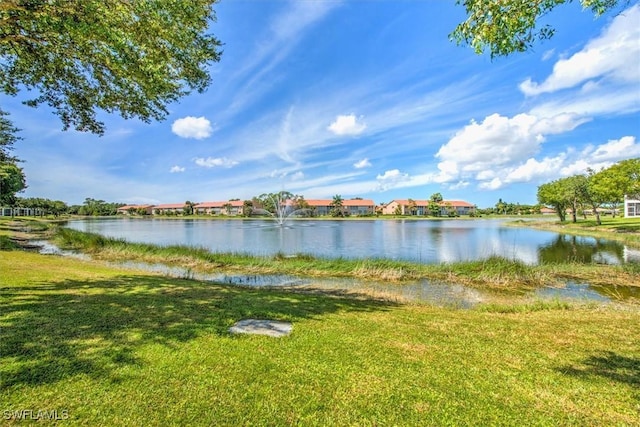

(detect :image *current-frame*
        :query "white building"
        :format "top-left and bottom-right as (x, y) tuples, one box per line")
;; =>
(624, 195), (640, 218)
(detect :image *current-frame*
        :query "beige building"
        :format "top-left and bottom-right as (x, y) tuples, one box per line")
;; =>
(381, 199), (475, 216)
(194, 201), (244, 216)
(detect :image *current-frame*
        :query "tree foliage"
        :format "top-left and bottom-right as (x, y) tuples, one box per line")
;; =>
(69, 198), (123, 216)
(0, 0), (223, 134)
(0, 162), (26, 205)
(18, 197), (67, 216)
(538, 178), (569, 221)
(0, 109), (21, 163)
(537, 159), (638, 223)
(451, 0), (626, 58)
(0, 109), (26, 205)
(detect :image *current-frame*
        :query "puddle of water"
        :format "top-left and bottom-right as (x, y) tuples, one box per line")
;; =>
(534, 282), (611, 303)
(33, 240), (92, 260)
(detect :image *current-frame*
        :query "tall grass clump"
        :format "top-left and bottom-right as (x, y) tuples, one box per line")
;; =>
(443, 256), (554, 289)
(55, 227), (119, 251)
(0, 235), (19, 250)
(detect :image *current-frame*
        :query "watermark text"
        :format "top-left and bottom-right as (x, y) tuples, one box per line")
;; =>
(3, 409), (69, 421)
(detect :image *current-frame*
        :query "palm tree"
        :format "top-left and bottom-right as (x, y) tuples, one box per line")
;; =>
(408, 198), (417, 216)
(331, 194), (344, 217)
(183, 200), (195, 215)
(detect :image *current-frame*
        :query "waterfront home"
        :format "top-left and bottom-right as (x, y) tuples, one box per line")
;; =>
(116, 204), (154, 215)
(381, 199), (475, 216)
(152, 203), (186, 215)
(304, 199), (375, 216)
(194, 201), (244, 216)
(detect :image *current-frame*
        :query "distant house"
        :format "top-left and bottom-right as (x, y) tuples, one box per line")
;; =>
(439, 200), (475, 216)
(304, 200), (333, 216)
(304, 199), (375, 216)
(540, 207), (556, 215)
(625, 195), (640, 218)
(116, 204), (154, 215)
(342, 199), (376, 216)
(381, 199), (475, 216)
(194, 201), (244, 216)
(381, 200), (429, 216)
(153, 203), (186, 215)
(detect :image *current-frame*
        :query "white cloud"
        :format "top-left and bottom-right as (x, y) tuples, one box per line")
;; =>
(435, 103), (637, 189)
(504, 156), (565, 183)
(376, 169), (409, 190)
(169, 165), (185, 173)
(194, 157), (239, 168)
(435, 113), (586, 179)
(353, 158), (372, 169)
(171, 116), (213, 139)
(520, 4), (640, 96)
(505, 136), (639, 188)
(588, 136), (640, 161)
(328, 114), (367, 136)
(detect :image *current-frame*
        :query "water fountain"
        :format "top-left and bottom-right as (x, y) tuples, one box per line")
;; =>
(252, 191), (312, 226)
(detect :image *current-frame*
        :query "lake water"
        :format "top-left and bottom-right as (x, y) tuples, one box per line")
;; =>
(65, 218), (639, 266)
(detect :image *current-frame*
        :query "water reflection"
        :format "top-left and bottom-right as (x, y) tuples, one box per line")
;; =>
(539, 235), (625, 264)
(64, 218), (638, 266)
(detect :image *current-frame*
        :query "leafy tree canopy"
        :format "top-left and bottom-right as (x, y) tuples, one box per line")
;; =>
(0, 109), (21, 163)
(0, 0), (223, 134)
(0, 163), (27, 205)
(451, 0), (627, 58)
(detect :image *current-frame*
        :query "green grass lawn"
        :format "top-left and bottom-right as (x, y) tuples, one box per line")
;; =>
(1, 250), (639, 426)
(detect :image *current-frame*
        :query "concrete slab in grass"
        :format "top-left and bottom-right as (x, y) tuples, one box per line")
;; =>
(229, 319), (293, 337)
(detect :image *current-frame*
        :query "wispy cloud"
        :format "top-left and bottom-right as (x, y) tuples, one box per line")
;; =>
(353, 158), (372, 169)
(194, 157), (239, 168)
(170, 165), (185, 173)
(520, 4), (639, 96)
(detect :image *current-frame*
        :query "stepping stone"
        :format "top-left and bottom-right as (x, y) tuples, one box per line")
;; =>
(229, 319), (293, 337)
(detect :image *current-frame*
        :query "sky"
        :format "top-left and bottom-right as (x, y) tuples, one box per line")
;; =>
(5, 0), (640, 208)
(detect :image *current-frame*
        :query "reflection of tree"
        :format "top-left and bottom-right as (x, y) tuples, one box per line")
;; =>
(589, 284), (640, 301)
(538, 235), (624, 264)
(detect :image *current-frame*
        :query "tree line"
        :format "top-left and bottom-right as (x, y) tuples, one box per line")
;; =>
(10, 197), (124, 217)
(537, 158), (639, 224)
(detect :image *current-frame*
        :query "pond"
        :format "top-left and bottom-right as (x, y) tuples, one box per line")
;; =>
(64, 218), (639, 266)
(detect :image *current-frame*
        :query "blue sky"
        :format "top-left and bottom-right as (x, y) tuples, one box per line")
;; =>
(6, 1), (640, 208)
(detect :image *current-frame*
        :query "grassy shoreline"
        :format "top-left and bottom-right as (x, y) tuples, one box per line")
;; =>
(509, 216), (640, 248)
(2, 217), (638, 290)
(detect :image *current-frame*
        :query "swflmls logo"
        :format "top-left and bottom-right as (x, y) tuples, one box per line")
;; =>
(3, 409), (69, 420)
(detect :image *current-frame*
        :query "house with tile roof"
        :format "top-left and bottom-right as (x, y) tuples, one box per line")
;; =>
(195, 200), (245, 216)
(116, 204), (155, 215)
(152, 203), (186, 215)
(304, 199), (375, 216)
(381, 199), (475, 216)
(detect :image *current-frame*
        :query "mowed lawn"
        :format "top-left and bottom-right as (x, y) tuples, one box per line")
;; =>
(1, 251), (639, 426)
